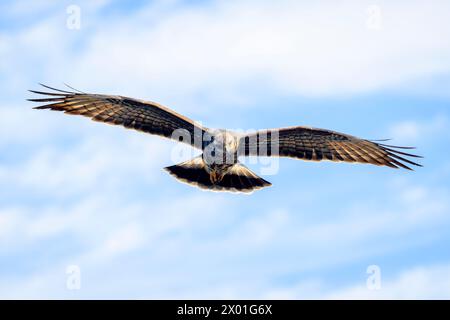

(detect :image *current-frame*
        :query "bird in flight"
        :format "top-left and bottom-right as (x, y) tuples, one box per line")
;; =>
(29, 84), (422, 193)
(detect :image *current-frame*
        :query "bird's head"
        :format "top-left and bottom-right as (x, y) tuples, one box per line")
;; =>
(211, 130), (238, 152)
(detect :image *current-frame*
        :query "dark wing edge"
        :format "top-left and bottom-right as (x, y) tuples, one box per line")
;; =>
(238, 126), (423, 171)
(28, 84), (208, 148)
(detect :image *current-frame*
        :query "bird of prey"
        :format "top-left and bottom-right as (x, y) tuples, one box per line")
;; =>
(29, 84), (422, 193)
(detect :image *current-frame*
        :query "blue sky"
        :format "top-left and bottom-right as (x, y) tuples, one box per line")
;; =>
(1, 0), (450, 299)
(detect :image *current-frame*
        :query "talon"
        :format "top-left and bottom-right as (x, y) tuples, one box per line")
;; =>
(210, 171), (218, 184)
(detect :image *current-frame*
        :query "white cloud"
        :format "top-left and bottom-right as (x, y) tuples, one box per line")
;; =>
(0, 133), (170, 196)
(0, 191), (236, 298)
(1, 0), (450, 299)
(0, 0), (55, 17)
(389, 115), (450, 142)
(1, 176), (449, 298)
(258, 263), (450, 300)
(3, 0), (450, 107)
(326, 264), (450, 299)
(66, 0), (450, 101)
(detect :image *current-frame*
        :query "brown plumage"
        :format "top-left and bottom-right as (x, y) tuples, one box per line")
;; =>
(29, 84), (422, 193)
(29, 84), (207, 147)
(239, 127), (422, 170)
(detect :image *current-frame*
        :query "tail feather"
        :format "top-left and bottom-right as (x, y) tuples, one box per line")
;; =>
(164, 157), (271, 193)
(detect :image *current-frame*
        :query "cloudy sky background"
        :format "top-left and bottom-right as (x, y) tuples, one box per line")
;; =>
(1, 0), (450, 299)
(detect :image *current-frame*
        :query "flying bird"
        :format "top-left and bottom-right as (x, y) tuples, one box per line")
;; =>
(29, 84), (422, 193)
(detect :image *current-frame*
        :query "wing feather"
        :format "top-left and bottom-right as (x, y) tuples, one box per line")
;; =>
(239, 126), (422, 170)
(29, 85), (208, 148)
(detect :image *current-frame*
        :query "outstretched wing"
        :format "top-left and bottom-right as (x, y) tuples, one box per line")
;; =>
(29, 84), (208, 148)
(239, 126), (422, 170)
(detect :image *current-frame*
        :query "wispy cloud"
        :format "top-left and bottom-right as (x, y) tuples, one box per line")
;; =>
(389, 115), (450, 142)
(326, 263), (450, 299)
(3, 0), (450, 105)
(1, 0), (450, 299)
(258, 262), (450, 299)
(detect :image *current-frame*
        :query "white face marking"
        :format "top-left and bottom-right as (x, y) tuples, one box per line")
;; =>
(203, 130), (239, 169)
(209, 130), (237, 153)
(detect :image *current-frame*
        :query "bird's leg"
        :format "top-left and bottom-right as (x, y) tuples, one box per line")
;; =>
(210, 170), (223, 184)
(209, 169), (226, 184)
(209, 171), (218, 184)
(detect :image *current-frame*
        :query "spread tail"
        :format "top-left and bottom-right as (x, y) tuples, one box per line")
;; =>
(164, 157), (271, 193)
